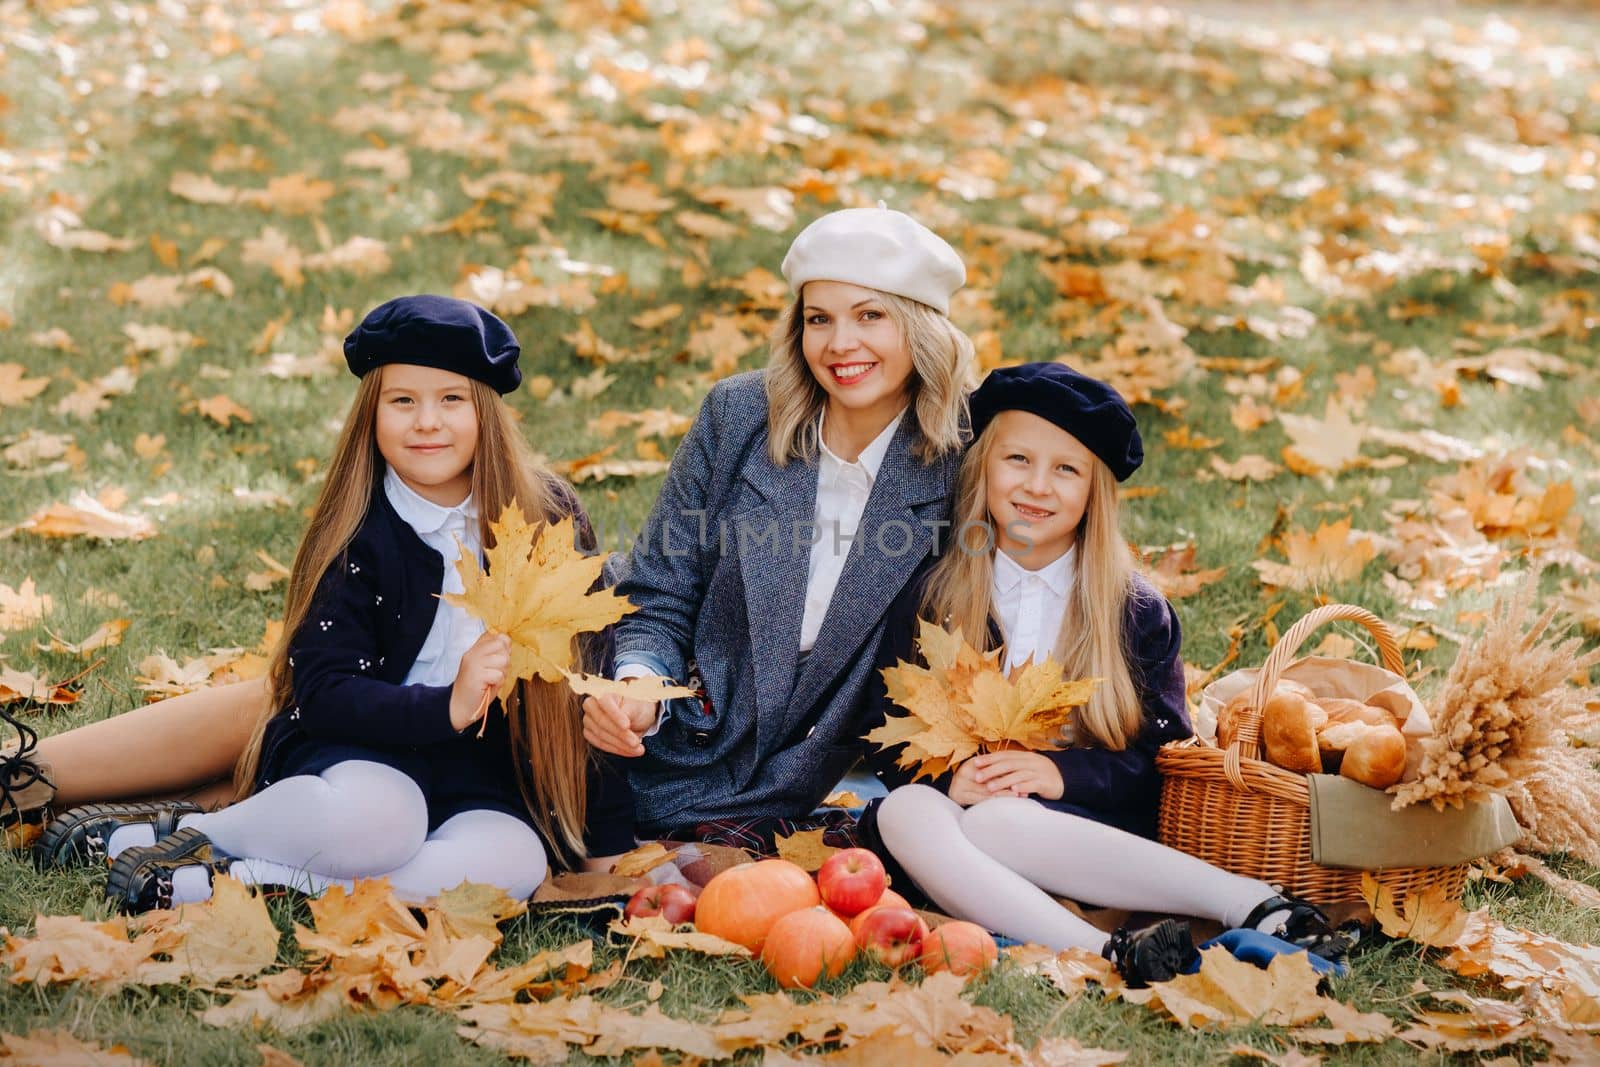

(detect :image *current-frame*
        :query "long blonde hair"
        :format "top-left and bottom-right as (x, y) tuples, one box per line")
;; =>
(235, 370), (596, 859)
(764, 288), (973, 466)
(920, 422), (1143, 751)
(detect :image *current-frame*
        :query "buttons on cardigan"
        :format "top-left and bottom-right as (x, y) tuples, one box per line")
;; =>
(688, 729), (712, 747)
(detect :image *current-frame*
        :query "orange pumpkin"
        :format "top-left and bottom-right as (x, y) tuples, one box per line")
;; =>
(695, 859), (820, 953)
(761, 906), (856, 989)
(918, 921), (999, 977)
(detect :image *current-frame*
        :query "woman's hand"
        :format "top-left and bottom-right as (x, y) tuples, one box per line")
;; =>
(450, 632), (511, 732)
(582, 689), (662, 758)
(968, 750), (1064, 800)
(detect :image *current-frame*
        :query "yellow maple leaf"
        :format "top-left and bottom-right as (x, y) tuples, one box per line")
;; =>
(1360, 874), (1468, 948)
(195, 394), (255, 428)
(0, 363), (50, 407)
(1279, 397), (1365, 475)
(962, 661), (1100, 752)
(1250, 518), (1377, 592)
(444, 505), (635, 700)
(773, 828), (840, 872)
(867, 620), (1097, 780)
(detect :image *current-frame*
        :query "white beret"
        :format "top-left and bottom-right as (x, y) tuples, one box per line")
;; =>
(780, 208), (966, 315)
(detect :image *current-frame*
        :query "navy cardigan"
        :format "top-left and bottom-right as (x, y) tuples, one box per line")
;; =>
(859, 562), (1193, 837)
(257, 476), (636, 862)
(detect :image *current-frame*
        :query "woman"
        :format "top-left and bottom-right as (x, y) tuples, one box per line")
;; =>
(582, 206), (974, 847)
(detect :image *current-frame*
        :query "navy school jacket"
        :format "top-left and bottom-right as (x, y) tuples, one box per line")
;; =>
(860, 563), (1193, 837)
(257, 476), (636, 861)
(608, 371), (962, 832)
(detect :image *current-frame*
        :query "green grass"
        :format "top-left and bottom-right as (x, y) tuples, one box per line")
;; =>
(4, 0), (1600, 1061)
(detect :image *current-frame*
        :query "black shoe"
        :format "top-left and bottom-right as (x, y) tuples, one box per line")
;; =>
(105, 827), (229, 914)
(1, 706), (56, 847)
(1242, 893), (1351, 962)
(1102, 918), (1198, 987)
(33, 800), (202, 870)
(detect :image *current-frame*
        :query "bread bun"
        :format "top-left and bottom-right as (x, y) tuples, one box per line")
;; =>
(1216, 691), (1251, 749)
(1339, 723), (1406, 788)
(1262, 691), (1323, 774)
(1218, 680), (1320, 749)
(1315, 719), (1370, 772)
(1320, 697), (1397, 730)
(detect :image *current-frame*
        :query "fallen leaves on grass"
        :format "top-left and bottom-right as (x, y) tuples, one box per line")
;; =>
(607, 916), (752, 959)
(0, 665), (78, 706)
(1360, 874), (1469, 948)
(1120, 947), (1330, 1029)
(0, 1029), (153, 1066)
(5, 491), (157, 542)
(0, 364), (49, 408)
(1251, 518), (1378, 592)
(133, 648), (264, 699)
(35, 619), (128, 656)
(0, 580), (52, 631)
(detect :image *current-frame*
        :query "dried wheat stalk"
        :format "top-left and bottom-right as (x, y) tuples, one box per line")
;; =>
(1393, 574), (1600, 861)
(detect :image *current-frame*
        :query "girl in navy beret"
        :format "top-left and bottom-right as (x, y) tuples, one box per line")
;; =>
(860, 362), (1346, 984)
(38, 296), (635, 911)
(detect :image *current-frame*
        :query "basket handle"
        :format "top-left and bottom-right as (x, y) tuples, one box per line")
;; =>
(1223, 604), (1405, 788)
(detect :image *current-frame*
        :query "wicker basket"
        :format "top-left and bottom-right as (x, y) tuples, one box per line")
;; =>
(1157, 603), (1469, 906)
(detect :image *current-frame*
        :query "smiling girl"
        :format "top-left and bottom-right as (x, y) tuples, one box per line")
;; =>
(40, 296), (634, 911)
(862, 362), (1345, 984)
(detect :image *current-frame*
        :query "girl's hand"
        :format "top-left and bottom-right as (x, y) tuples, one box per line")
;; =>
(450, 632), (512, 731)
(582, 690), (661, 758)
(948, 760), (992, 807)
(968, 750), (1065, 801)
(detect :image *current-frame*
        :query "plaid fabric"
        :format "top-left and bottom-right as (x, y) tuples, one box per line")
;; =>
(666, 809), (864, 857)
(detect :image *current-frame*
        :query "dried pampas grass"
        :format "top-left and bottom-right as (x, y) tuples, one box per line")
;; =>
(1393, 575), (1600, 864)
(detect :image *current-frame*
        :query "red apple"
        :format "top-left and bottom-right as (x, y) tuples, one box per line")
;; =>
(816, 848), (887, 918)
(844, 895), (921, 940)
(624, 883), (699, 925)
(853, 905), (928, 968)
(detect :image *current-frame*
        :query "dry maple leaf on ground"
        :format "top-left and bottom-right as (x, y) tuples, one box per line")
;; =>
(1250, 518), (1378, 592)
(866, 620), (1098, 781)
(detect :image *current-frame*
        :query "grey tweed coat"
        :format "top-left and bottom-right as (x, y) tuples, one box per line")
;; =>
(609, 370), (961, 832)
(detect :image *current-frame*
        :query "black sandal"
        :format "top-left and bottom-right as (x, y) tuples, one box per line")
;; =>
(1, 706), (56, 846)
(1102, 918), (1198, 987)
(1241, 893), (1351, 961)
(34, 800), (202, 870)
(105, 827), (231, 914)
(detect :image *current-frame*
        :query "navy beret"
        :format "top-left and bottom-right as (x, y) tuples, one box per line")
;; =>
(969, 362), (1144, 481)
(344, 295), (521, 395)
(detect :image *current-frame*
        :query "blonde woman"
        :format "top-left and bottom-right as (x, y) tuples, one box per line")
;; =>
(581, 207), (976, 850)
(33, 297), (634, 910)
(861, 362), (1346, 985)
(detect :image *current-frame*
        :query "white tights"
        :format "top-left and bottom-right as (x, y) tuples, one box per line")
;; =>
(110, 760), (548, 904)
(875, 784), (1279, 952)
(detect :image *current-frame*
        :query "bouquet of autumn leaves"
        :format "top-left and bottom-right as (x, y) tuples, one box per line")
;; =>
(444, 504), (693, 721)
(866, 619), (1100, 780)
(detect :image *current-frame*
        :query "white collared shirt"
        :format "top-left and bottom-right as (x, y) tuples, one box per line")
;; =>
(799, 410), (905, 652)
(992, 545), (1076, 673)
(383, 466), (486, 688)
